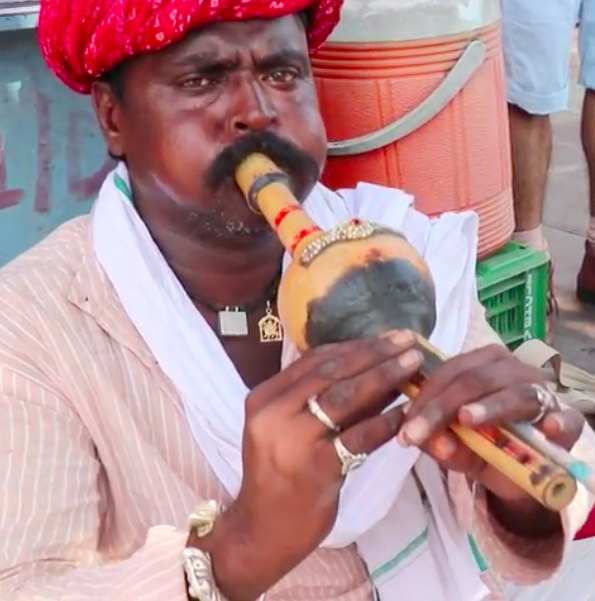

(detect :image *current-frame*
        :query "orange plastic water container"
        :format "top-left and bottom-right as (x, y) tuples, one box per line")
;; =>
(313, 0), (513, 259)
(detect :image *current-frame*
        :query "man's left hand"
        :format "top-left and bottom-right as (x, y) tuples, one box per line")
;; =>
(397, 344), (585, 502)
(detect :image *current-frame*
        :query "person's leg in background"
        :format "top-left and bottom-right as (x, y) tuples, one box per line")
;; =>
(507, 108), (550, 251)
(578, 0), (595, 302)
(501, 0), (581, 253)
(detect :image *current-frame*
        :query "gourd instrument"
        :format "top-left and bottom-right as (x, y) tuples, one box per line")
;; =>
(234, 152), (578, 512)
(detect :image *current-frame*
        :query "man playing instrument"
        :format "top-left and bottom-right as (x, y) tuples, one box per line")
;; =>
(0, 1), (594, 599)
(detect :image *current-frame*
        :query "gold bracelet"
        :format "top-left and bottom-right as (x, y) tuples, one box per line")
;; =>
(183, 500), (226, 601)
(188, 499), (223, 537)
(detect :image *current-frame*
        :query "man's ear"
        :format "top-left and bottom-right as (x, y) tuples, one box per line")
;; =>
(91, 81), (126, 159)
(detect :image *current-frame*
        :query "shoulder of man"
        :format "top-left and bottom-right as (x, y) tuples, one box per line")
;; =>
(0, 215), (93, 355)
(0, 214), (89, 292)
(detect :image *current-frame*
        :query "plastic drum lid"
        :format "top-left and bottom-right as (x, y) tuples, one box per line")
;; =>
(328, 0), (500, 43)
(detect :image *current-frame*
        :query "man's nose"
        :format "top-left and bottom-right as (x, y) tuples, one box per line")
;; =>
(230, 80), (278, 134)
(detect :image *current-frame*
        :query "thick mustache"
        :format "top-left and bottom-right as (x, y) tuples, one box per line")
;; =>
(204, 131), (320, 195)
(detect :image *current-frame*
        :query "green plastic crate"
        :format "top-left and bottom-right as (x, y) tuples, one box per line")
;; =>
(476, 241), (549, 348)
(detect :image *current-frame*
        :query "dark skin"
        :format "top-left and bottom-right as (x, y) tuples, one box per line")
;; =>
(91, 16), (585, 601)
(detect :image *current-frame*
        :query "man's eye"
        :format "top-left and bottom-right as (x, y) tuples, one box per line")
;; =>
(267, 69), (299, 84)
(179, 76), (219, 89)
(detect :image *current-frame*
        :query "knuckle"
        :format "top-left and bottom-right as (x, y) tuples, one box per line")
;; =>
(247, 404), (290, 443)
(315, 336), (413, 383)
(299, 344), (346, 376)
(367, 360), (415, 396)
(246, 411), (270, 441)
(462, 363), (499, 394)
(317, 358), (345, 380)
(323, 380), (356, 409)
(464, 369), (487, 392)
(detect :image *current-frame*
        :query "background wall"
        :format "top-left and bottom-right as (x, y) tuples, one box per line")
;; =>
(0, 28), (112, 266)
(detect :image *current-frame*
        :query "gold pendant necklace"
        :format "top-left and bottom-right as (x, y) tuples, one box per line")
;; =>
(257, 301), (284, 342)
(217, 308), (250, 337)
(189, 269), (283, 342)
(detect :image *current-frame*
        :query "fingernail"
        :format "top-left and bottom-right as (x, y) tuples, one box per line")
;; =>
(382, 330), (414, 346)
(463, 403), (488, 424)
(402, 416), (431, 445)
(399, 350), (423, 368)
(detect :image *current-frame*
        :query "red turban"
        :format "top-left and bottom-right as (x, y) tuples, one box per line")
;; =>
(38, 0), (343, 94)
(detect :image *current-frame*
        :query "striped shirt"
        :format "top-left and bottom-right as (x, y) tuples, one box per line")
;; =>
(0, 216), (592, 600)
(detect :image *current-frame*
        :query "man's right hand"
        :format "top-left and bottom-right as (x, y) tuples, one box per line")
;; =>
(196, 330), (424, 601)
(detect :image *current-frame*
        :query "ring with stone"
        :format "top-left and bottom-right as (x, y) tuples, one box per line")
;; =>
(333, 436), (368, 476)
(528, 383), (559, 425)
(307, 396), (340, 433)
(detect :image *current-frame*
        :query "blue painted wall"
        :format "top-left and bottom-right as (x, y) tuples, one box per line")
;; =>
(0, 28), (111, 266)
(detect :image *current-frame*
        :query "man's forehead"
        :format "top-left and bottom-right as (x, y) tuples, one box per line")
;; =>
(162, 16), (308, 63)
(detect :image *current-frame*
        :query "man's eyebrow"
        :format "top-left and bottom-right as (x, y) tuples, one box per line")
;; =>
(168, 50), (241, 74)
(254, 48), (310, 72)
(166, 47), (310, 75)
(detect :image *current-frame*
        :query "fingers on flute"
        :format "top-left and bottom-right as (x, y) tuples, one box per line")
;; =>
(399, 347), (511, 446)
(399, 345), (553, 447)
(419, 431), (484, 475)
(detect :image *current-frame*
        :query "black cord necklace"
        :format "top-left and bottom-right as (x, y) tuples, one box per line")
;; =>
(188, 269), (283, 342)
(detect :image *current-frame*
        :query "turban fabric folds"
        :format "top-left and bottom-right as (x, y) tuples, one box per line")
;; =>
(38, 0), (343, 94)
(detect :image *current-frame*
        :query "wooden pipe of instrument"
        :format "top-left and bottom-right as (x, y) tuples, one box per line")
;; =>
(235, 153), (577, 512)
(403, 336), (575, 511)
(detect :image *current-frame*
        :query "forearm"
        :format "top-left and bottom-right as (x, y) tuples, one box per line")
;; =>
(447, 296), (595, 585)
(190, 502), (296, 601)
(449, 472), (567, 585)
(477, 419), (595, 542)
(485, 490), (561, 539)
(188, 510), (262, 601)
